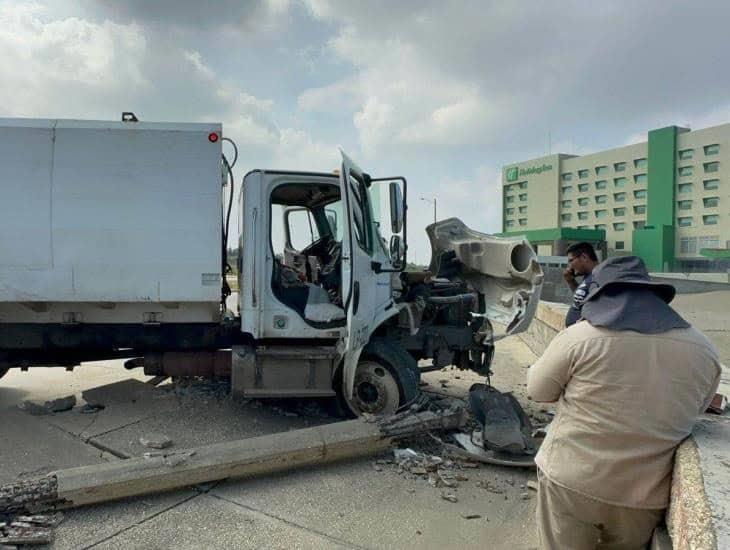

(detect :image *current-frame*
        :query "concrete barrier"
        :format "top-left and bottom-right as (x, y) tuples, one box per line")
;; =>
(520, 301), (729, 549)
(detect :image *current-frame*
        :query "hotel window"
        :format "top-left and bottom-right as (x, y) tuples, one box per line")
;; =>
(595, 195), (608, 204)
(703, 179), (720, 190)
(561, 213), (572, 222)
(614, 162), (626, 172)
(519, 218), (528, 226)
(680, 237), (697, 254)
(677, 200), (692, 211)
(595, 166), (609, 175)
(595, 180), (607, 190)
(634, 158), (647, 169)
(634, 189), (647, 199)
(578, 169), (589, 178)
(677, 217), (692, 227)
(595, 224), (607, 230)
(704, 161), (719, 173)
(518, 181), (528, 189)
(678, 166), (694, 177)
(703, 215), (719, 225)
(634, 205), (646, 215)
(614, 207), (626, 216)
(505, 220), (515, 228)
(577, 211), (589, 220)
(505, 195), (515, 203)
(561, 200), (572, 208)
(519, 205), (528, 213)
(578, 183), (589, 192)
(634, 174), (647, 184)
(633, 221), (646, 229)
(505, 208), (515, 215)
(613, 222), (626, 231)
(677, 183), (692, 194)
(615, 241), (625, 250)
(561, 173), (573, 182)
(519, 193), (528, 201)
(703, 197), (719, 208)
(595, 209), (608, 219)
(614, 177), (627, 188)
(704, 144), (720, 156)
(614, 192), (626, 202)
(678, 149), (694, 160)
(561, 185), (572, 194)
(577, 197), (589, 206)
(699, 235), (720, 248)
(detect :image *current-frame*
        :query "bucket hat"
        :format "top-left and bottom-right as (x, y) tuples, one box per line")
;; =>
(583, 256), (677, 304)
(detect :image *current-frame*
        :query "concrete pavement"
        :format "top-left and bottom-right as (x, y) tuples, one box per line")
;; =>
(0, 338), (541, 549)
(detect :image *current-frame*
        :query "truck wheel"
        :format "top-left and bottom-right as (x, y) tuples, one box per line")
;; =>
(337, 339), (420, 417)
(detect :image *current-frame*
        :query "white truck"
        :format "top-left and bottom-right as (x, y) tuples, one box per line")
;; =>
(0, 116), (543, 415)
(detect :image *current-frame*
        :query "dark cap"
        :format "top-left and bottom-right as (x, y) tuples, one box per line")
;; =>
(584, 256), (677, 304)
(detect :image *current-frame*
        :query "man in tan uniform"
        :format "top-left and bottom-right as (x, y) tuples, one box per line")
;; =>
(528, 256), (720, 549)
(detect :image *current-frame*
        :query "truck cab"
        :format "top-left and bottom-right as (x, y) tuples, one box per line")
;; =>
(234, 153), (411, 415)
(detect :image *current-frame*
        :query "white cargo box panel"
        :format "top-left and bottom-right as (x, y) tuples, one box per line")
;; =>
(0, 118), (223, 304)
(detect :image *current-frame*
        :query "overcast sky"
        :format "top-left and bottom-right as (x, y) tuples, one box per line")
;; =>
(2, 0), (729, 263)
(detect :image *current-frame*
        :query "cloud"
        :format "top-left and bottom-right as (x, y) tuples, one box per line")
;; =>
(298, 1), (730, 158)
(0, 1), (149, 116)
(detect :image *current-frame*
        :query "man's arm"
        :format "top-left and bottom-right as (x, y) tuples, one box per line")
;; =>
(527, 331), (576, 403)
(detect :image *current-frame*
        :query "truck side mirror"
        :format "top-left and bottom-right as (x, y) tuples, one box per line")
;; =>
(389, 182), (404, 233)
(389, 235), (405, 267)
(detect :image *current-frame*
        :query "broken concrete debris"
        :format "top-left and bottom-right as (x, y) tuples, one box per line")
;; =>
(79, 403), (105, 414)
(18, 395), (76, 416)
(441, 493), (458, 503)
(0, 512), (62, 547)
(139, 433), (173, 450)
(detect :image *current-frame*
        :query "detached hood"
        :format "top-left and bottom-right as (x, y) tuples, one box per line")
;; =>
(426, 218), (543, 338)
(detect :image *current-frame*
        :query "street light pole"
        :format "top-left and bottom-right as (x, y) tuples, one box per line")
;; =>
(420, 196), (437, 224)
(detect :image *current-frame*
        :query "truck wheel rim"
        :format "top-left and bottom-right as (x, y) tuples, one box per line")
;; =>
(346, 360), (400, 416)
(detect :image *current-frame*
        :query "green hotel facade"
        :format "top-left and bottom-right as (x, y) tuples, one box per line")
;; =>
(501, 123), (730, 271)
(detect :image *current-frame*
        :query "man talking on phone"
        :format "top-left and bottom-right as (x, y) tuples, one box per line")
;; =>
(563, 242), (599, 326)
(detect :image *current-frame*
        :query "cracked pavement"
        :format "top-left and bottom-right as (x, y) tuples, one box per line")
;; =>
(0, 338), (544, 549)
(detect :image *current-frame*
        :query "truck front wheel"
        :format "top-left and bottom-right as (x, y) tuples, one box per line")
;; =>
(337, 339), (420, 417)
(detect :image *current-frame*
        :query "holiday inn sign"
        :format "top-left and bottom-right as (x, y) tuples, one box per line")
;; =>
(505, 163), (553, 182)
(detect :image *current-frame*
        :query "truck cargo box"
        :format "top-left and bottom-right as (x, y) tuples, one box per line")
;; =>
(0, 118), (223, 323)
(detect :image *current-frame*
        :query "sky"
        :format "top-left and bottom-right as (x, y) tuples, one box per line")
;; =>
(2, 0), (730, 264)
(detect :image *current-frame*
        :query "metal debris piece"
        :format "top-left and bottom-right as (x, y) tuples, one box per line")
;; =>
(706, 393), (727, 415)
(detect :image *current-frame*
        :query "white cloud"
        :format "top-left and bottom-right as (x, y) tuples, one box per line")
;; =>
(0, 1), (149, 116)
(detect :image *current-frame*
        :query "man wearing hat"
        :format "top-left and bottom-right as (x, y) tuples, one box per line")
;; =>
(527, 256), (721, 549)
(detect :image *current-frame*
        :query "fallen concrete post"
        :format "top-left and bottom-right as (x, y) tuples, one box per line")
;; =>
(0, 407), (466, 513)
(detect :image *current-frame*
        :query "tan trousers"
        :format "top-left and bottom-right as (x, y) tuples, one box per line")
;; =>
(536, 470), (665, 550)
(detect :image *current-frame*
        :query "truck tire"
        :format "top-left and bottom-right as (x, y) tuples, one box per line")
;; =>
(337, 339), (420, 417)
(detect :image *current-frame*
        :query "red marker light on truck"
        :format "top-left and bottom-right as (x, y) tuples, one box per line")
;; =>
(208, 132), (219, 143)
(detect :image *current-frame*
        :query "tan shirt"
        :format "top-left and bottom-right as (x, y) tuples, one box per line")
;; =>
(528, 321), (720, 509)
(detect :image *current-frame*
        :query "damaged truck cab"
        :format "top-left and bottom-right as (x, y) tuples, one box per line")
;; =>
(0, 118), (543, 417)
(233, 151), (544, 415)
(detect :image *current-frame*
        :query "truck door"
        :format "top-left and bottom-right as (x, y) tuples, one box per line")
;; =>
(339, 152), (381, 398)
